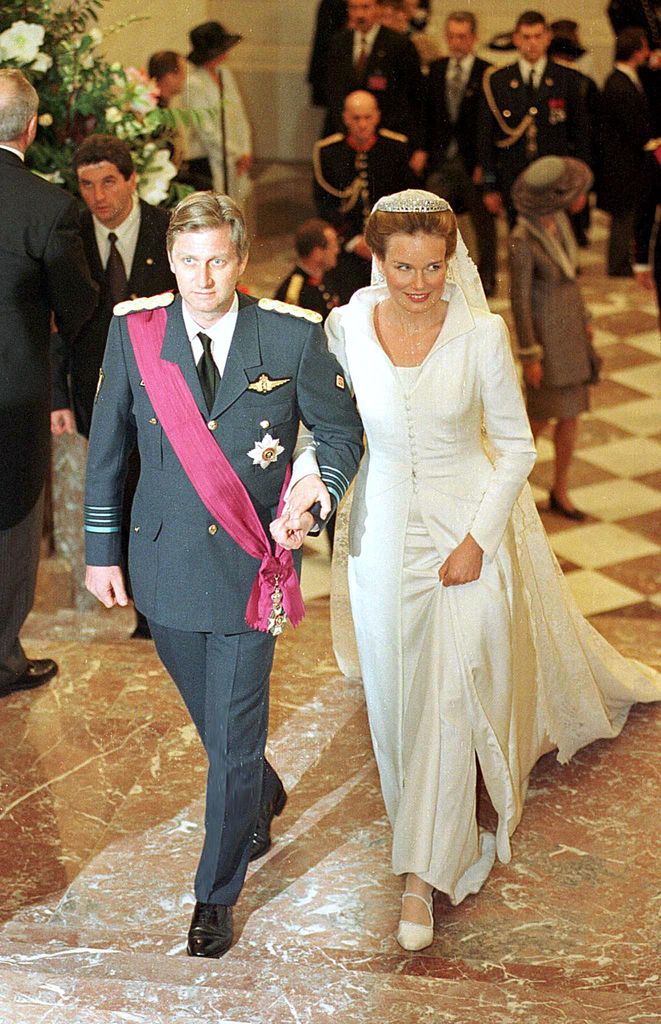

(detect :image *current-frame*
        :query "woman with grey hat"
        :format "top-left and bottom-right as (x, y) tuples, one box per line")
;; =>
(509, 155), (598, 520)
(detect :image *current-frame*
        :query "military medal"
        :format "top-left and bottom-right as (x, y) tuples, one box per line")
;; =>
(267, 575), (288, 636)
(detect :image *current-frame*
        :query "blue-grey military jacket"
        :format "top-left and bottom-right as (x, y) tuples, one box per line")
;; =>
(84, 292), (363, 633)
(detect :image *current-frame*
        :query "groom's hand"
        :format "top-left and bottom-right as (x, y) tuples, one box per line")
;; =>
(270, 510), (315, 550)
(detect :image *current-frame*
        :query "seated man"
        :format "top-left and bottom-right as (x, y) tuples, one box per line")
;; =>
(313, 90), (415, 300)
(274, 219), (340, 322)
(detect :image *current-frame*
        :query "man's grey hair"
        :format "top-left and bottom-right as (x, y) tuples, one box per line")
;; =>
(166, 191), (249, 259)
(0, 69), (38, 142)
(446, 11), (477, 33)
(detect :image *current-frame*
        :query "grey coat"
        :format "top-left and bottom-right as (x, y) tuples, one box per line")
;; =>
(509, 215), (591, 388)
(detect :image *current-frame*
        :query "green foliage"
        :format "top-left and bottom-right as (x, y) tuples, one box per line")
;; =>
(0, 0), (190, 205)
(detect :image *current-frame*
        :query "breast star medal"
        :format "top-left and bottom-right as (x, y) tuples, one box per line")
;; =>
(247, 433), (284, 469)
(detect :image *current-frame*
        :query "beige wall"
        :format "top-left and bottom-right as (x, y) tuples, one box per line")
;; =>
(99, 1), (619, 162)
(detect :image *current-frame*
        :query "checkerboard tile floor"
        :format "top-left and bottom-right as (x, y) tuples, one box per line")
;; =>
(247, 201), (660, 622)
(512, 215), (660, 619)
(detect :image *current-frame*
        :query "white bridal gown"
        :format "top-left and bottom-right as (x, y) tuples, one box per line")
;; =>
(325, 281), (660, 904)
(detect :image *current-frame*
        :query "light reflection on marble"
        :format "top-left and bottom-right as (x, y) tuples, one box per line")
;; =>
(1, 602), (659, 1023)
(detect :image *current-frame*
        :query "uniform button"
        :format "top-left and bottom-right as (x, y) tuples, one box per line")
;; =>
(208, 419), (218, 431)
(208, 524), (218, 536)
(529, 106), (538, 115)
(148, 417), (158, 425)
(133, 525), (140, 533)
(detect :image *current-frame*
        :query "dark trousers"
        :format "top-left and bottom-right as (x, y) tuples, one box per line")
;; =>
(608, 208), (636, 276)
(427, 157), (497, 291)
(0, 491), (44, 685)
(149, 621), (275, 905)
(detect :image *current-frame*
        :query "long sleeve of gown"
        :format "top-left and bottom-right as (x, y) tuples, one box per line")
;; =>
(468, 316), (537, 560)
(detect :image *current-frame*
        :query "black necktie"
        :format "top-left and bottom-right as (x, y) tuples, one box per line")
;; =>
(196, 332), (220, 412)
(106, 231), (129, 304)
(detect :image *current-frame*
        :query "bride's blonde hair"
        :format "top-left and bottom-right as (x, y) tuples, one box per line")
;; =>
(365, 209), (458, 261)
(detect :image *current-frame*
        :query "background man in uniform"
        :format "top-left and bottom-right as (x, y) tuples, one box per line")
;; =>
(274, 219), (340, 322)
(424, 11), (497, 295)
(478, 9), (591, 225)
(0, 69), (97, 698)
(84, 192), (363, 959)
(313, 90), (415, 299)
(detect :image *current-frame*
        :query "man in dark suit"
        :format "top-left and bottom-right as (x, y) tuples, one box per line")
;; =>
(597, 28), (656, 276)
(424, 11), (497, 295)
(308, 0), (348, 107)
(325, 0), (426, 159)
(84, 191), (363, 958)
(49, 134), (177, 641)
(478, 10), (592, 225)
(313, 90), (415, 299)
(0, 70), (97, 698)
(50, 135), (176, 439)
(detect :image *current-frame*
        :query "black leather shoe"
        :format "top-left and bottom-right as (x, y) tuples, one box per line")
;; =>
(248, 760), (287, 861)
(130, 610), (152, 640)
(0, 658), (57, 698)
(549, 491), (586, 522)
(186, 901), (233, 958)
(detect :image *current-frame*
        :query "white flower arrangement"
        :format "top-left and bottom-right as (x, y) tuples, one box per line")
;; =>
(0, 1), (192, 207)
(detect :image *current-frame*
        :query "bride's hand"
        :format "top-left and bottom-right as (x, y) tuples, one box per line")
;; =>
(438, 534), (483, 587)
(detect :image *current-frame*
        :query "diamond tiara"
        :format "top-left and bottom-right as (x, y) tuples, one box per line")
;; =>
(372, 190), (453, 214)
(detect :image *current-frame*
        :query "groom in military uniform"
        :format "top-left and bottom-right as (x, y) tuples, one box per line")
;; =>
(84, 192), (363, 958)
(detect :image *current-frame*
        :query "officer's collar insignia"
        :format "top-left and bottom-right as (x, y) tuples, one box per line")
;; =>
(258, 297), (323, 324)
(247, 373), (292, 394)
(510, 79), (519, 88)
(113, 291), (175, 317)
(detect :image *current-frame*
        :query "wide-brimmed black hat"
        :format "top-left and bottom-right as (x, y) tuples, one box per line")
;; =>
(512, 156), (593, 217)
(548, 35), (586, 60)
(188, 22), (242, 66)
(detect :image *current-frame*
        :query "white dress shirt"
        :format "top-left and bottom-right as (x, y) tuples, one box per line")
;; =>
(182, 291), (239, 377)
(93, 194), (141, 276)
(518, 57), (547, 88)
(0, 143), (24, 161)
(352, 24), (380, 64)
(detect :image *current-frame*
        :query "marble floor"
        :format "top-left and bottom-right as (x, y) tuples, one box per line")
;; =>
(0, 188), (659, 1023)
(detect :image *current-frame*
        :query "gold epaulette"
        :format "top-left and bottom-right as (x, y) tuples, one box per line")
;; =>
(258, 297), (323, 324)
(315, 132), (344, 149)
(113, 291), (175, 316)
(482, 65), (534, 150)
(284, 273), (304, 307)
(379, 128), (408, 144)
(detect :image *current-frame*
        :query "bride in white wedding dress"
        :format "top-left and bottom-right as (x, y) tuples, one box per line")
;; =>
(277, 190), (660, 952)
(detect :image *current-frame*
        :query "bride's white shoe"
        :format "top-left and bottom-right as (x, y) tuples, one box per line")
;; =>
(396, 891), (434, 951)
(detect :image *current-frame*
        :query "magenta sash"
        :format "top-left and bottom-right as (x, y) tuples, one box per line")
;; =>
(125, 306), (305, 633)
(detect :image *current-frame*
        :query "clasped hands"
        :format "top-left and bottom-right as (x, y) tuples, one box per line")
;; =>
(269, 474), (332, 550)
